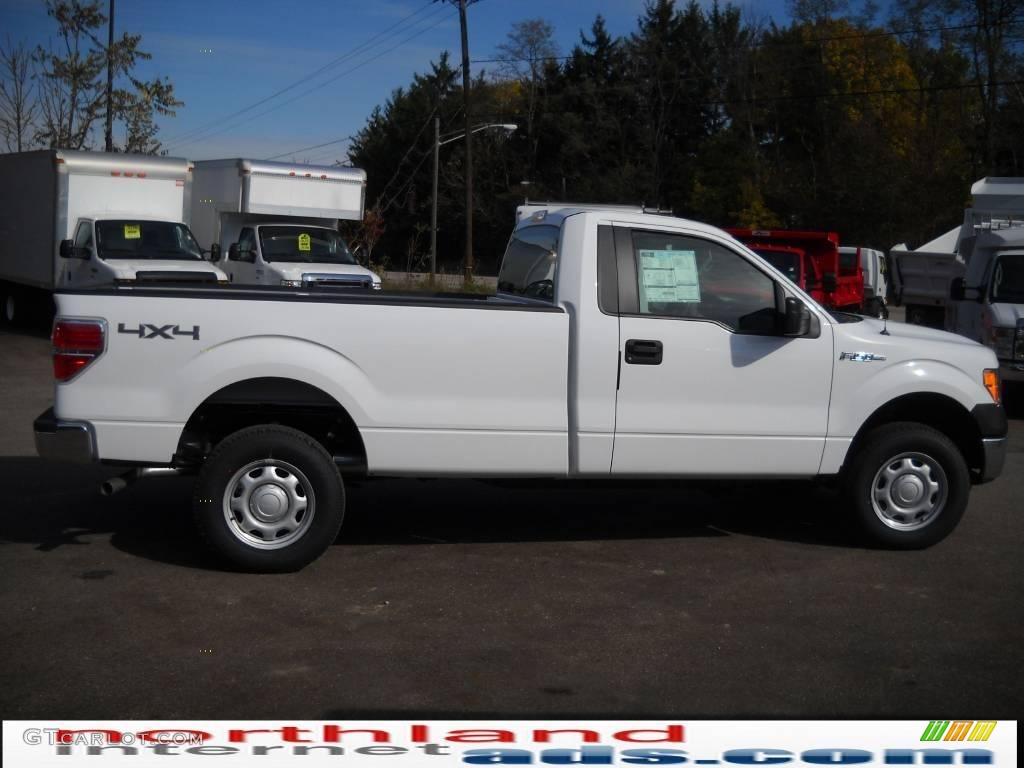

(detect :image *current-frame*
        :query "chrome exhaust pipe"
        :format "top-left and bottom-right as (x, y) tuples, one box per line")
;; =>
(100, 467), (180, 496)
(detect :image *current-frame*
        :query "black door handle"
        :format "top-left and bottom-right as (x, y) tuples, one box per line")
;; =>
(624, 339), (663, 365)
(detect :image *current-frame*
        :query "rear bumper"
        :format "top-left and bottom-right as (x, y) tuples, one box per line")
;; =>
(34, 407), (96, 463)
(971, 403), (1008, 483)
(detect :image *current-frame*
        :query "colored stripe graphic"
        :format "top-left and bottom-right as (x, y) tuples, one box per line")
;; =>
(921, 720), (996, 742)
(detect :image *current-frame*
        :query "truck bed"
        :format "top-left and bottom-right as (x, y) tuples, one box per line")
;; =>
(52, 285), (570, 474)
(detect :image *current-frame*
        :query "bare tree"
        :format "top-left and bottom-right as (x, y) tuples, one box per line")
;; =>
(0, 38), (39, 152)
(494, 19), (558, 140)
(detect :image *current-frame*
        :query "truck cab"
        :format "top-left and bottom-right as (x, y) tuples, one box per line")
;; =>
(190, 158), (379, 290)
(60, 216), (226, 287)
(949, 229), (1024, 382)
(224, 222), (380, 289)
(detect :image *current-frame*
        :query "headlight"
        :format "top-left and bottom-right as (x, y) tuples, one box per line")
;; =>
(280, 279), (302, 288)
(983, 369), (1001, 404)
(372, 281), (382, 290)
(990, 327), (1014, 359)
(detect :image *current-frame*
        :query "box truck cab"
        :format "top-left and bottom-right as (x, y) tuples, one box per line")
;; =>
(0, 150), (226, 324)
(949, 228), (1024, 382)
(190, 159), (379, 289)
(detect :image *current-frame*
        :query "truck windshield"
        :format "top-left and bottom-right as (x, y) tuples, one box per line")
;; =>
(991, 253), (1024, 303)
(96, 220), (204, 260)
(259, 227), (357, 264)
(497, 224), (560, 303)
(754, 249), (800, 284)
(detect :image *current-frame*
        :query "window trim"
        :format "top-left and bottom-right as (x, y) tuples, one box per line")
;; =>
(615, 226), (789, 336)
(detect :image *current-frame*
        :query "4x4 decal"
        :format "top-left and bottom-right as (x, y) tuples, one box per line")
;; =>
(117, 323), (200, 340)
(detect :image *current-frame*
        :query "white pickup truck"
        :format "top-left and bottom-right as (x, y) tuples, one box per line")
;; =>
(35, 209), (1008, 571)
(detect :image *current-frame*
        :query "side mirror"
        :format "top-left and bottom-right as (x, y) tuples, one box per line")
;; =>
(59, 239), (88, 259)
(950, 277), (966, 301)
(822, 272), (838, 293)
(950, 277), (983, 303)
(209, 243), (222, 262)
(782, 296), (811, 337)
(228, 243), (240, 261)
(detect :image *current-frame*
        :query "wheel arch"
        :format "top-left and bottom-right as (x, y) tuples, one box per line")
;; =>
(846, 392), (983, 480)
(174, 376), (367, 473)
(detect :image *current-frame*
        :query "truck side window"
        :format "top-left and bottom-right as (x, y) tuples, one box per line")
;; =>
(632, 231), (777, 333)
(497, 224), (559, 303)
(74, 221), (93, 252)
(239, 228), (256, 260)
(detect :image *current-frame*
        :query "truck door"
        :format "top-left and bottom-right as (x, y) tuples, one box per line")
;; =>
(232, 227), (259, 284)
(64, 221), (95, 287)
(611, 227), (834, 476)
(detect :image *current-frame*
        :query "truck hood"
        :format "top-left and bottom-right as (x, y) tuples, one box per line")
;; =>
(105, 260), (228, 282)
(833, 316), (998, 380)
(989, 301), (1024, 328)
(273, 263), (381, 285)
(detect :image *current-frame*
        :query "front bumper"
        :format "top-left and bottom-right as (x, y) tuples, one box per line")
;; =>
(971, 403), (1008, 483)
(998, 360), (1024, 383)
(34, 407), (96, 463)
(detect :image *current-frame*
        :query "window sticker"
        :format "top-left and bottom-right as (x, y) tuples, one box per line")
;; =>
(639, 248), (700, 304)
(297, 233), (311, 252)
(123, 224), (140, 240)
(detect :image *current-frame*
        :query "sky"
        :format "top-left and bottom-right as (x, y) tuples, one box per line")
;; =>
(2, 0), (793, 164)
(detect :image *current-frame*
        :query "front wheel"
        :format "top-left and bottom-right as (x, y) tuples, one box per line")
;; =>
(845, 422), (969, 549)
(193, 425), (345, 571)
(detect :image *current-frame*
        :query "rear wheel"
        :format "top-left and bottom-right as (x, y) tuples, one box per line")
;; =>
(845, 422), (969, 548)
(193, 424), (345, 571)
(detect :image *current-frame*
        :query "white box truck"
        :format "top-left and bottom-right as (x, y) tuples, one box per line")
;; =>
(190, 159), (380, 289)
(0, 149), (227, 324)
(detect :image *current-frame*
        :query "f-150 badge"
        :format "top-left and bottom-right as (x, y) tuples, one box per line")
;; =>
(118, 323), (200, 340)
(839, 351), (886, 362)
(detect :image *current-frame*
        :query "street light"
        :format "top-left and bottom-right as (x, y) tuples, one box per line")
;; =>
(430, 121), (517, 278)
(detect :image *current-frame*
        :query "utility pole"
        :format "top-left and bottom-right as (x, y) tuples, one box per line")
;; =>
(456, 0), (473, 282)
(105, 0), (114, 152)
(430, 116), (439, 278)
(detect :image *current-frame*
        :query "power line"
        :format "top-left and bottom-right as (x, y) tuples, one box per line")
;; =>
(167, 9), (454, 152)
(162, 2), (447, 151)
(265, 135), (355, 161)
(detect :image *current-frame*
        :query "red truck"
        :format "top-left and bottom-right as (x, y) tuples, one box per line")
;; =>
(726, 229), (864, 312)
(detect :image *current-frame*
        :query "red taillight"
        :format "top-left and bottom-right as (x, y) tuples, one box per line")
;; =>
(52, 320), (104, 382)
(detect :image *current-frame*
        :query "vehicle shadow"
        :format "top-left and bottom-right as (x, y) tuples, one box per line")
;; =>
(0, 457), (864, 572)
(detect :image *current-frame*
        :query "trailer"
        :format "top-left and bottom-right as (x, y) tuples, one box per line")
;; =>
(190, 159), (378, 289)
(0, 149), (225, 324)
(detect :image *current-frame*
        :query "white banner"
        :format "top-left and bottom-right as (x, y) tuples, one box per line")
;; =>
(2, 720), (1017, 767)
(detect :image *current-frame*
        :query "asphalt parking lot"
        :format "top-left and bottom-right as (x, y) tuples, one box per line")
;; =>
(0, 324), (1021, 720)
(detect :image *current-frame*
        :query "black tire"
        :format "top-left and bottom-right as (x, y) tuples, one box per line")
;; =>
(193, 425), (345, 572)
(844, 422), (969, 549)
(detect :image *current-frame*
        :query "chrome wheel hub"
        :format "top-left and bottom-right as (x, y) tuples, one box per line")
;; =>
(871, 452), (947, 531)
(223, 460), (315, 550)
